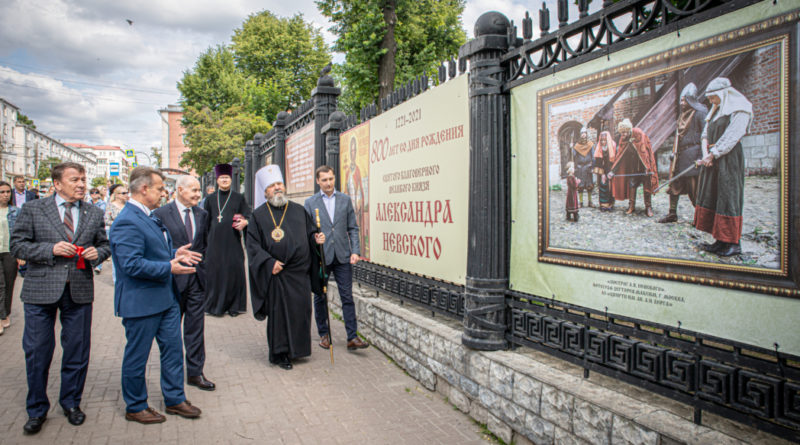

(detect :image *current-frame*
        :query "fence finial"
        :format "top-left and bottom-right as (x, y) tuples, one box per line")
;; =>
(540, 2), (550, 37)
(523, 11), (533, 41)
(558, 0), (569, 28)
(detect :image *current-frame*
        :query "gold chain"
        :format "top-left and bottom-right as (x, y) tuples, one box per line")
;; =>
(267, 203), (288, 230)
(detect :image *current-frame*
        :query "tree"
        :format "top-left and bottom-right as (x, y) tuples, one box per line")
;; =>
(37, 156), (61, 180)
(91, 176), (108, 188)
(17, 112), (36, 129)
(179, 105), (271, 174)
(151, 146), (163, 167)
(231, 11), (331, 120)
(318, 0), (466, 114)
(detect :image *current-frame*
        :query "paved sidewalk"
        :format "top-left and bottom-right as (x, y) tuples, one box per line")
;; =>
(0, 263), (490, 444)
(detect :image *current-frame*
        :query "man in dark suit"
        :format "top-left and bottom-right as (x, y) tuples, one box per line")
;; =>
(11, 175), (38, 207)
(153, 175), (215, 391)
(110, 166), (203, 424)
(303, 165), (368, 351)
(10, 162), (110, 434)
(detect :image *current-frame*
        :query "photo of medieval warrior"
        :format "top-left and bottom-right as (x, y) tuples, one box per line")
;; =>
(658, 83), (707, 223)
(571, 128), (594, 208)
(607, 120), (659, 217)
(592, 131), (617, 212)
(542, 36), (784, 272)
(693, 77), (753, 257)
(565, 162), (580, 222)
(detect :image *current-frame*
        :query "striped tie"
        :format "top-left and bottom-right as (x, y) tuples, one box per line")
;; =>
(63, 202), (74, 241)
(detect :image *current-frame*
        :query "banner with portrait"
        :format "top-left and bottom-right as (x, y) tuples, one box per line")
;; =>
(509, 3), (800, 354)
(339, 122), (371, 260)
(340, 75), (470, 285)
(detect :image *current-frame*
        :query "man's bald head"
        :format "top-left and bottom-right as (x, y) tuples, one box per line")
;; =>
(176, 175), (202, 208)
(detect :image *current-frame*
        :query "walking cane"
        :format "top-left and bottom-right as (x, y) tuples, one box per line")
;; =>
(315, 209), (334, 365)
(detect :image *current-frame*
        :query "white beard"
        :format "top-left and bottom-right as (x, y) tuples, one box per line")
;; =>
(268, 192), (287, 207)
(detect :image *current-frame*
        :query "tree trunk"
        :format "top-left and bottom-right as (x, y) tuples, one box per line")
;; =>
(378, 0), (397, 104)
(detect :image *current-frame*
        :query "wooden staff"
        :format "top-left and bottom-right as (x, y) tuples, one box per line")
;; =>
(315, 208), (334, 365)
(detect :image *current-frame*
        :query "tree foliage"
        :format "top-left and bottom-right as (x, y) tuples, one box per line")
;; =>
(17, 112), (35, 129)
(37, 156), (61, 180)
(177, 11), (330, 173)
(179, 105), (271, 174)
(91, 176), (107, 188)
(317, 0), (466, 114)
(232, 11), (330, 115)
(151, 146), (162, 167)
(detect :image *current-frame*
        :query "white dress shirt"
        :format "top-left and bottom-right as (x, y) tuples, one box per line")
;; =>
(321, 191), (335, 224)
(55, 193), (80, 230)
(175, 200), (196, 241)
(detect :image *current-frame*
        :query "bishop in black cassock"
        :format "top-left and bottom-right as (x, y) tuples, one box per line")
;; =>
(246, 165), (324, 370)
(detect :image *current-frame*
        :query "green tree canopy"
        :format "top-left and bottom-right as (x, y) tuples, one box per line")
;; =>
(179, 105), (271, 174)
(151, 146), (163, 167)
(37, 156), (61, 180)
(232, 11), (331, 116)
(17, 112), (36, 129)
(318, 0), (466, 114)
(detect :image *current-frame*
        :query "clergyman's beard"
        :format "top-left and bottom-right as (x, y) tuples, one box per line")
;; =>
(268, 191), (287, 207)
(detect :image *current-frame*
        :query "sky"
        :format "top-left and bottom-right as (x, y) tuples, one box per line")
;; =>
(0, 0), (599, 165)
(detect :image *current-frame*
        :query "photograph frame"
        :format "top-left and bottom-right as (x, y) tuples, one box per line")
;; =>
(536, 12), (799, 298)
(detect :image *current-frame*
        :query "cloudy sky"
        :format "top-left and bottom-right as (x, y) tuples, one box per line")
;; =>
(0, 0), (598, 164)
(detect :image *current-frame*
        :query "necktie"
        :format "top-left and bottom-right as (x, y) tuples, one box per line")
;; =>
(184, 208), (193, 241)
(63, 202), (74, 241)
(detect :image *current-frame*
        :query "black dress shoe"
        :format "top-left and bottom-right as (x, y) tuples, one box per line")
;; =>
(276, 354), (293, 370)
(716, 242), (742, 257)
(23, 416), (46, 434)
(187, 374), (216, 391)
(227, 311), (240, 317)
(63, 407), (86, 425)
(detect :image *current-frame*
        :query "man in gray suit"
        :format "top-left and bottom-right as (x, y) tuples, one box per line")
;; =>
(304, 165), (368, 351)
(10, 162), (110, 434)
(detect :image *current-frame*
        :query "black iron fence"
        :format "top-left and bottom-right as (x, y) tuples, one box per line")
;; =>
(232, 0), (799, 440)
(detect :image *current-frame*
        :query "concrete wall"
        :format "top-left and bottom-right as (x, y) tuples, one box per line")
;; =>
(327, 283), (789, 445)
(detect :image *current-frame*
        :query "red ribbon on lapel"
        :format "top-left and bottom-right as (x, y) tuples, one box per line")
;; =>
(65, 245), (86, 269)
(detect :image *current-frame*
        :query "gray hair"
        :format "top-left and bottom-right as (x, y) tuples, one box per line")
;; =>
(175, 175), (199, 189)
(129, 166), (164, 193)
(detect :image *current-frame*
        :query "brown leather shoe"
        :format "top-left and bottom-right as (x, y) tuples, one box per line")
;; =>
(125, 407), (166, 424)
(165, 400), (201, 419)
(658, 213), (677, 223)
(347, 337), (369, 351)
(319, 335), (331, 350)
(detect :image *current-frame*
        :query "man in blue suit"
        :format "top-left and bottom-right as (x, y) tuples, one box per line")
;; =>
(110, 167), (203, 424)
(153, 175), (215, 391)
(304, 166), (368, 351)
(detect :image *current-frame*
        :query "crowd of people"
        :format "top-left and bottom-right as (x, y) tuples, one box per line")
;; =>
(564, 77), (752, 258)
(4, 160), (367, 434)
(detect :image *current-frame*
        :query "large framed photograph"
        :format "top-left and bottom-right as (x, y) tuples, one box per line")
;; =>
(537, 15), (798, 297)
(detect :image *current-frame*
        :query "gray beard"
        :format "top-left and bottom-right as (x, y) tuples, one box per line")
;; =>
(268, 193), (287, 207)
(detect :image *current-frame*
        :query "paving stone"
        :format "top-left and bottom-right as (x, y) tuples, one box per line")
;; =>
(0, 267), (489, 445)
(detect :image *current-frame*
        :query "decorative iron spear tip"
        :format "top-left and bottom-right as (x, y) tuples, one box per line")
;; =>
(540, 2), (550, 37)
(603, 0), (613, 7)
(579, 0), (589, 18)
(523, 11), (533, 41)
(438, 63), (446, 84)
(558, 0), (569, 27)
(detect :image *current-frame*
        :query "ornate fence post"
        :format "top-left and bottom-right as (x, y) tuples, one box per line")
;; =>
(312, 67), (341, 193)
(460, 12), (512, 351)
(274, 111), (289, 176)
(231, 157), (241, 192)
(322, 111), (346, 190)
(244, 139), (255, 205)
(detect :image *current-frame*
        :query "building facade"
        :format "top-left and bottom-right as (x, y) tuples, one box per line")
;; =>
(159, 104), (189, 171)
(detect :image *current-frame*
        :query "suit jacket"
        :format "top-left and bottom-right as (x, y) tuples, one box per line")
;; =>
(153, 201), (208, 294)
(110, 203), (178, 318)
(304, 191), (360, 265)
(10, 189), (37, 207)
(9, 194), (110, 304)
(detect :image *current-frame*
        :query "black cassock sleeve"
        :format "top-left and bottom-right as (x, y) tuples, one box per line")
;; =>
(246, 210), (277, 321)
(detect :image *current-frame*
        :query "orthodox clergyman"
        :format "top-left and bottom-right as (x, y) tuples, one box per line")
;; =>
(246, 165), (325, 370)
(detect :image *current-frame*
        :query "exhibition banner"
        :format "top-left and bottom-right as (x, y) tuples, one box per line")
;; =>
(341, 75), (470, 284)
(509, 3), (800, 354)
(285, 123), (315, 196)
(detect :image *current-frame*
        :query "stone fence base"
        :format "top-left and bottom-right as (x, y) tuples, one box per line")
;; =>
(324, 282), (786, 445)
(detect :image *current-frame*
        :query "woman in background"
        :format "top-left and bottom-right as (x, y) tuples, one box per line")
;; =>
(104, 183), (129, 281)
(0, 181), (21, 335)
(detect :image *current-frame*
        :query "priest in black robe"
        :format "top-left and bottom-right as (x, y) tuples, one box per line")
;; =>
(203, 164), (251, 316)
(246, 165), (325, 370)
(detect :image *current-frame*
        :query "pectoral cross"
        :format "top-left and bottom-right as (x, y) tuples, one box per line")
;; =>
(217, 214), (223, 223)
